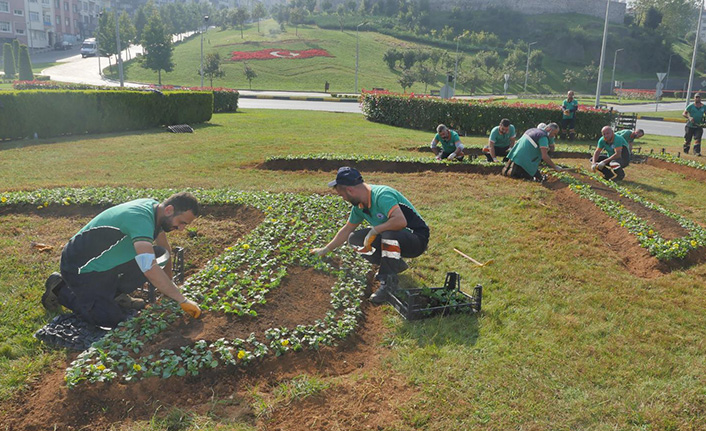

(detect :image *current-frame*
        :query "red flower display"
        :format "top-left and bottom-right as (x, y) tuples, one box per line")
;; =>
(230, 48), (333, 61)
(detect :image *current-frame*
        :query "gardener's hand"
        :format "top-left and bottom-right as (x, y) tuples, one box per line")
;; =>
(180, 299), (201, 318)
(446, 152), (456, 160)
(591, 163), (597, 171)
(311, 246), (329, 256)
(597, 160), (607, 169)
(363, 227), (378, 250)
(435, 154), (443, 161)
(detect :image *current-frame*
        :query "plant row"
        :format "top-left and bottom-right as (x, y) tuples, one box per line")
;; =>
(553, 170), (706, 260)
(360, 92), (616, 139)
(265, 153), (502, 165)
(0, 187), (369, 387)
(648, 151), (706, 172)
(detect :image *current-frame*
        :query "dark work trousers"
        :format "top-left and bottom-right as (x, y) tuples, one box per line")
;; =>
(485, 145), (510, 162)
(59, 258), (148, 328)
(348, 228), (428, 277)
(684, 125), (703, 154)
(502, 160), (544, 181)
(440, 150), (465, 161)
(596, 154), (629, 181)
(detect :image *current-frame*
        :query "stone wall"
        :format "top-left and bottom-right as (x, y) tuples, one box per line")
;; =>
(430, 0), (626, 23)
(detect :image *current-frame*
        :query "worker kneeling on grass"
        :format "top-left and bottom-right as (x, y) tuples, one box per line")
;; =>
(502, 123), (564, 182)
(591, 126), (630, 181)
(41, 192), (202, 328)
(311, 167), (429, 304)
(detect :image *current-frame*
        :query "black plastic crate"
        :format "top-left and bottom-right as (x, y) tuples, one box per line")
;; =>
(389, 272), (482, 321)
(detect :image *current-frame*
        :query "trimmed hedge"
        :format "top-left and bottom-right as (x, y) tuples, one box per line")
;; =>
(0, 90), (213, 140)
(360, 93), (616, 139)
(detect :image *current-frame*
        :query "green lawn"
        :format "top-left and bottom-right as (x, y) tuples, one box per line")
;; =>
(1, 110), (706, 429)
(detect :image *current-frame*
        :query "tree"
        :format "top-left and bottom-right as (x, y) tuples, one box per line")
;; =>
(201, 52), (225, 87)
(305, 0), (316, 14)
(336, 5), (345, 31)
(119, 11), (137, 60)
(17, 44), (33, 81)
(415, 64), (436, 92)
(289, 7), (306, 36)
(231, 7), (249, 39)
(244, 63), (257, 89)
(321, 0), (332, 13)
(97, 11), (117, 72)
(457, 68), (484, 95)
(140, 13), (174, 85)
(252, 2), (267, 33)
(402, 50), (416, 70)
(581, 61), (599, 85)
(643, 6), (662, 30)
(2, 43), (15, 79)
(383, 48), (402, 70)
(563, 68), (579, 88)
(134, 6), (148, 40)
(11, 39), (19, 66)
(398, 69), (416, 93)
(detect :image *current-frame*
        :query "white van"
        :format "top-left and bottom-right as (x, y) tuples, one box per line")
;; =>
(80, 38), (98, 58)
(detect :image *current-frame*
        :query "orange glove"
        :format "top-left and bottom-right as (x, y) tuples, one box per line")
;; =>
(180, 299), (201, 318)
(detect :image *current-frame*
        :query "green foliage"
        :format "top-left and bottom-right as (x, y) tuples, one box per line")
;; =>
(2, 43), (15, 79)
(0, 90), (212, 140)
(201, 53), (225, 87)
(97, 12), (117, 58)
(17, 45), (32, 81)
(11, 39), (19, 65)
(141, 13), (174, 85)
(244, 63), (257, 89)
(360, 93), (615, 139)
(397, 70), (415, 93)
(212, 89), (238, 113)
(643, 7), (663, 30)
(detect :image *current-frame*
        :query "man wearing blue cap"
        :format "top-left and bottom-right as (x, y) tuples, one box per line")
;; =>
(311, 167), (429, 304)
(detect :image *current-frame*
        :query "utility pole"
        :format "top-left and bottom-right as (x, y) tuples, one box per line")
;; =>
(686, 0), (704, 107)
(595, 0), (611, 108)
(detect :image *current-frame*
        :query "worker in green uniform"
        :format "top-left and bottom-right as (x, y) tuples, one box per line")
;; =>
(591, 126), (630, 181)
(483, 118), (516, 162)
(616, 128), (644, 153)
(683, 94), (705, 156)
(560, 90), (579, 141)
(502, 123), (563, 181)
(430, 124), (465, 161)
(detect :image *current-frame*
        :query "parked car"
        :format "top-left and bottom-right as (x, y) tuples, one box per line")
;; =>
(80, 39), (98, 58)
(54, 41), (73, 50)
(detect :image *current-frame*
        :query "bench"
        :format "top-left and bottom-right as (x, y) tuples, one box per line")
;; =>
(615, 112), (637, 131)
(430, 89), (440, 96)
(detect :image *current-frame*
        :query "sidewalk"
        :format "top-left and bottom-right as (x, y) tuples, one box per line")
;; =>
(237, 90), (358, 102)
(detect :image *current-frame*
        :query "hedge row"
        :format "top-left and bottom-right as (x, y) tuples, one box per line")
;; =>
(360, 93), (617, 139)
(0, 90), (213, 140)
(12, 81), (238, 113)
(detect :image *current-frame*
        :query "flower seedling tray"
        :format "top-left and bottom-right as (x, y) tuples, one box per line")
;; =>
(389, 272), (482, 321)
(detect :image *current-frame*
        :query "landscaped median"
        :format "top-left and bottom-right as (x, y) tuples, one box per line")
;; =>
(0, 187), (369, 387)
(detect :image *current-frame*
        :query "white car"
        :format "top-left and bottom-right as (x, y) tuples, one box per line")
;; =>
(80, 39), (98, 58)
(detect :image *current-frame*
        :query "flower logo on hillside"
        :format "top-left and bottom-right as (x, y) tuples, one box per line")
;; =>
(231, 48), (333, 61)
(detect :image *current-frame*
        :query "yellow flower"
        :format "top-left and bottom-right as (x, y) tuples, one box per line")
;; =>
(281, 339), (290, 347)
(691, 240), (698, 247)
(648, 230), (654, 236)
(96, 364), (106, 370)
(220, 267), (226, 272)
(242, 244), (250, 250)
(0, 197), (6, 203)
(133, 364), (142, 371)
(267, 206), (273, 211)
(43, 201), (49, 207)
(237, 350), (246, 360)
(270, 218), (278, 223)
(37, 205), (43, 209)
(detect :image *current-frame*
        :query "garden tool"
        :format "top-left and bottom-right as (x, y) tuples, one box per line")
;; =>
(453, 248), (494, 267)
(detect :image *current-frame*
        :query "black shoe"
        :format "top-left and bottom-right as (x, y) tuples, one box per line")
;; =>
(369, 274), (399, 304)
(41, 272), (64, 313)
(684, 147), (690, 154)
(115, 293), (146, 310)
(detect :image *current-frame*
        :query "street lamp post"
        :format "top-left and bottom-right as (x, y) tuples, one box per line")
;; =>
(453, 35), (460, 95)
(200, 15), (209, 88)
(113, 6), (124, 87)
(686, 0), (704, 107)
(97, 12), (102, 77)
(665, 53), (677, 93)
(523, 41), (537, 94)
(595, 0), (611, 108)
(355, 21), (367, 94)
(610, 48), (624, 95)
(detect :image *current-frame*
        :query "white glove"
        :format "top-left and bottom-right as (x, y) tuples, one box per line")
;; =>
(597, 160), (607, 169)
(363, 227), (378, 249)
(435, 154), (443, 161)
(447, 152), (456, 160)
(311, 247), (329, 256)
(591, 163), (597, 172)
(554, 166), (564, 172)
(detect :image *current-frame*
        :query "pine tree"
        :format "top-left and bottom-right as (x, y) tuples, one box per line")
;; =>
(17, 45), (33, 81)
(2, 43), (16, 79)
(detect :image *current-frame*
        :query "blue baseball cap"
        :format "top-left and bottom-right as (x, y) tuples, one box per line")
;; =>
(328, 166), (364, 187)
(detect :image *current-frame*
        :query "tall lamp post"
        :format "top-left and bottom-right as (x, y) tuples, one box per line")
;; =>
(685, 0), (704, 107)
(453, 34), (461, 95)
(355, 21), (367, 94)
(595, 0), (611, 108)
(97, 12), (102, 77)
(665, 53), (677, 93)
(200, 15), (209, 88)
(113, 6), (124, 87)
(610, 48), (624, 95)
(523, 41), (537, 94)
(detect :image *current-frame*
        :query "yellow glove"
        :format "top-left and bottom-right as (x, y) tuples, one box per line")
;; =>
(363, 227), (378, 249)
(180, 299), (201, 318)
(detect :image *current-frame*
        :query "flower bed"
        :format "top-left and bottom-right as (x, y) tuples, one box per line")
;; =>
(553, 170), (706, 260)
(230, 48), (333, 61)
(0, 187), (369, 387)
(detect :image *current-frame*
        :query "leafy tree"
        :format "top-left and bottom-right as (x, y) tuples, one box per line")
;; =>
(201, 52), (224, 87)
(402, 50), (416, 70)
(581, 61), (599, 85)
(97, 12), (117, 72)
(2, 43), (15, 79)
(457, 68), (484, 95)
(11, 39), (19, 65)
(398, 69), (416, 93)
(643, 6), (662, 30)
(289, 7), (306, 36)
(119, 12), (137, 60)
(17, 44), (33, 81)
(140, 13), (174, 85)
(336, 5), (345, 31)
(415, 64), (436, 92)
(383, 48), (402, 70)
(563, 68), (579, 88)
(244, 63), (257, 89)
(273, 4), (289, 31)
(252, 2), (267, 33)
(134, 7), (148, 41)
(321, 0), (332, 13)
(232, 7), (249, 39)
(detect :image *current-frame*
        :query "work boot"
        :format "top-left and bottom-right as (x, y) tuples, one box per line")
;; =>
(41, 272), (65, 313)
(369, 273), (399, 304)
(115, 294), (146, 310)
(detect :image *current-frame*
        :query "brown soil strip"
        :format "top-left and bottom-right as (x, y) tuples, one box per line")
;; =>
(260, 158), (501, 174)
(645, 157), (706, 182)
(407, 145), (591, 160)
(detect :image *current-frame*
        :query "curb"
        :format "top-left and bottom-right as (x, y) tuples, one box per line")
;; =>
(637, 115), (684, 124)
(238, 94), (359, 103)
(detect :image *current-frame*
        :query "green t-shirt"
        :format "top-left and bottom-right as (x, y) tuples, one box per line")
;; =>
(562, 99), (578, 119)
(685, 103), (706, 127)
(348, 185), (428, 238)
(434, 130), (461, 153)
(616, 129), (635, 144)
(489, 125), (516, 148)
(507, 132), (549, 176)
(597, 134), (629, 157)
(63, 198), (159, 274)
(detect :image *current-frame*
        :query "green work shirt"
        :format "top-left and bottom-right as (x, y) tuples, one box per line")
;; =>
(63, 198), (159, 274)
(685, 103), (706, 127)
(616, 129), (635, 144)
(562, 99), (578, 119)
(489, 125), (516, 148)
(434, 130), (461, 153)
(597, 134), (629, 157)
(507, 132), (549, 176)
(348, 185), (428, 238)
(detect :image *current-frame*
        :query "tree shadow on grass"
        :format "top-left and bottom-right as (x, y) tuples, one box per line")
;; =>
(621, 180), (676, 196)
